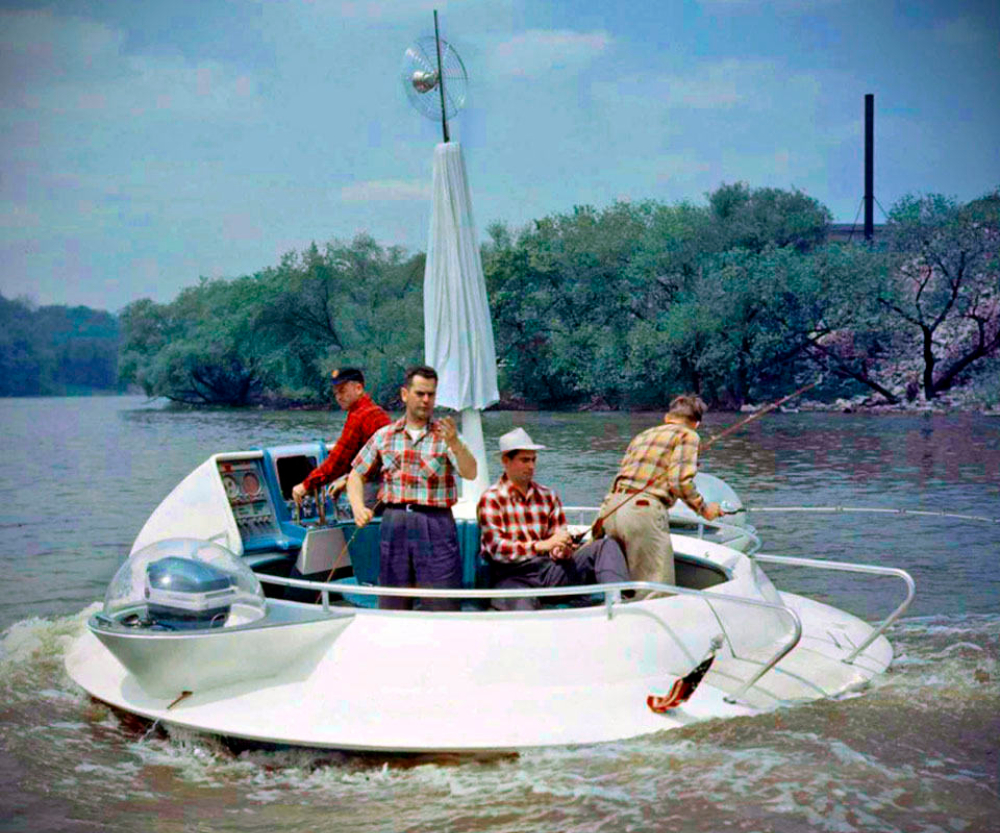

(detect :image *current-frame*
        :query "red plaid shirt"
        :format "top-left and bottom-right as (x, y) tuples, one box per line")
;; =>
(352, 417), (460, 507)
(300, 393), (391, 492)
(477, 474), (567, 563)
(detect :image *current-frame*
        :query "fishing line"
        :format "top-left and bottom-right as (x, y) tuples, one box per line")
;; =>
(575, 379), (823, 543)
(745, 505), (1000, 525)
(314, 499), (384, 603)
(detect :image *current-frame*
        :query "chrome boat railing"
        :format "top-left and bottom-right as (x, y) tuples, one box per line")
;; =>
(750, 553), (915, 664)
(256, 573), (802, 707)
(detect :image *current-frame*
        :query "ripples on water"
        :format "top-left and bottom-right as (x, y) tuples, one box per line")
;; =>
(1, 397), (998, 832)
(1, 612), (996, 833)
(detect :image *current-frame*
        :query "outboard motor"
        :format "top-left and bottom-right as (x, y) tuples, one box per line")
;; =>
(144, 556), (236, 630)
(98, 538), (266, 633)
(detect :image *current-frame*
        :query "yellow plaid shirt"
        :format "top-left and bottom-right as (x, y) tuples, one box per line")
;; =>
(612, 420), (705, 513)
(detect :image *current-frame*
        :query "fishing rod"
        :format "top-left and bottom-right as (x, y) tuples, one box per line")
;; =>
(575, 378), (823, 543)
(744, 505), (1000, 525)
(314, 498), (384, 603)
(701, 377), (823, 451)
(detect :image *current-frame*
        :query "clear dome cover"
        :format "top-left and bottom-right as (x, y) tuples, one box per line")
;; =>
(103, 538), (265, 628)
(671, 473), (745, 523)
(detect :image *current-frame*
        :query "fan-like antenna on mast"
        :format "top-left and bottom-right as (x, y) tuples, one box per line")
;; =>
(401, 10), (468, 142)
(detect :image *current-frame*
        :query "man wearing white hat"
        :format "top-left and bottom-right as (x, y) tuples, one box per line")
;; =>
(477, 428), (629, 610)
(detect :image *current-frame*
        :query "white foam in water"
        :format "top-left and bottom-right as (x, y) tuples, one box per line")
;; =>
(1, 603), (995, 832)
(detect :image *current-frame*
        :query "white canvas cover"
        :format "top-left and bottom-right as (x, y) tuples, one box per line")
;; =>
(423, 142), (499, 412)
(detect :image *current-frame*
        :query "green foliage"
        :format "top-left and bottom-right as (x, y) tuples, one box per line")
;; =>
(119, 276), (278, 405)
(881, 188), (1000, 399)
(119, 235), (424, 406)
(707, 182), (833, 253)
(484, 184), (858, 408)
(0, 295), (120, 396)
(110, 182), (999, 411)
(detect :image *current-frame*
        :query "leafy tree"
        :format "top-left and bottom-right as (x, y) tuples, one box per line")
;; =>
(880, 190), (1000, 399)
(119, 277), (278, 405)
(483, 185), (841, 408)
(118, 235), (425, 407)
(708, 182), (833, 253)
(0, 294), (120, 395)
(626, 244), (881, 407)
(261, 235), (424, 405)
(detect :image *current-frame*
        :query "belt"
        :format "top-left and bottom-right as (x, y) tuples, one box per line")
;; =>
(612, 486), (672, 506)
(383, 503), (452, 513)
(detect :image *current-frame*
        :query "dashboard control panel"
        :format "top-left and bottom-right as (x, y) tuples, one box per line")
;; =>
(217, 458), (279, 544)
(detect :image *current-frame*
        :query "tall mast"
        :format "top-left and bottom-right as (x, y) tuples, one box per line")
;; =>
(434, 10), (449, 143)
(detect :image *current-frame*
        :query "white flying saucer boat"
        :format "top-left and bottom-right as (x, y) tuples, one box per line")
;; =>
(63, 455), (913, 752)
(64, 18), (914, 752)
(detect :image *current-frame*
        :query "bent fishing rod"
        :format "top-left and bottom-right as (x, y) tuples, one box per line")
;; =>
(573, 378), (823, 543)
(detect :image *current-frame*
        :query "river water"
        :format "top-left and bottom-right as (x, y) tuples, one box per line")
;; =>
(1, 395), (997, 832)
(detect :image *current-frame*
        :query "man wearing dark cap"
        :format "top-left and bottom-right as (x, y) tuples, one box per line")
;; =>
(291, 367), (390, 506)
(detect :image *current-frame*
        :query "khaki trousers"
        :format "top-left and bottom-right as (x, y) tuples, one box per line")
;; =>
(599, 491), (674, 590)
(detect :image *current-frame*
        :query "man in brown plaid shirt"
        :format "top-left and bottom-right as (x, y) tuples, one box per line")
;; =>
(599, 394), (722, 590)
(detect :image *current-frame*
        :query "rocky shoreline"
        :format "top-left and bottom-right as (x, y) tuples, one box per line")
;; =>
(744, 393), (1000, 416)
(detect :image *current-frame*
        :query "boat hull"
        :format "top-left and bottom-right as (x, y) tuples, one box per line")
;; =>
(65, 590), (892, 752)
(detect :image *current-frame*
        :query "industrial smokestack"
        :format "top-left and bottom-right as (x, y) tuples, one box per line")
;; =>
(865, 94), (874, 242)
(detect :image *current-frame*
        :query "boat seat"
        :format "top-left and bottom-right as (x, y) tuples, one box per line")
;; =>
(278, 519), (608, 609)
(334, 518), (488, 608)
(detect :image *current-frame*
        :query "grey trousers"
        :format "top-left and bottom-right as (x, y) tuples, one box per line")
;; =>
(488, 538), (630, 611)
(378, 506), (462, 611)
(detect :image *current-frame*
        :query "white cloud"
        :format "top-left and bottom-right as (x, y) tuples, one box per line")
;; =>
(490, 29), (611, 78)
(592, 59), (797, 114)
(0, 8), (264, 123)
(340, 179), (431, 201)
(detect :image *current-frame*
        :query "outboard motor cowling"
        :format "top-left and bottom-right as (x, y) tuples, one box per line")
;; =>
(144, 556), (236, 629)
(98, 538), (266, 633)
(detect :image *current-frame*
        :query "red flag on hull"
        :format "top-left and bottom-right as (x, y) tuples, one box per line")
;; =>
(647, 637), (723, 713)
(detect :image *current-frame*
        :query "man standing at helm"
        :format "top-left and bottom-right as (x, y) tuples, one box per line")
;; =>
(348, 365), (477, 611)
(600, 394), (722, 589)
(291, 367), (390, 508)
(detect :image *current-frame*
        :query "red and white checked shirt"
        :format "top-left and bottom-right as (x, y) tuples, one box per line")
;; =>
(300, 393), (390, 492)
(477, 474), (567, 564)
(352, 417), (460, 507)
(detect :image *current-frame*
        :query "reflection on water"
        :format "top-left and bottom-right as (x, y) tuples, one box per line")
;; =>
(1, 396), (998, 833)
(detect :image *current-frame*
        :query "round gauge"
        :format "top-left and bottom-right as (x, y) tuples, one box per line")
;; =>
(241, 472), (261, 497)
(222, 475), (240, 499)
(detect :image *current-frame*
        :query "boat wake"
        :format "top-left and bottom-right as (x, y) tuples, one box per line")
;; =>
(2, 609), (997, 832)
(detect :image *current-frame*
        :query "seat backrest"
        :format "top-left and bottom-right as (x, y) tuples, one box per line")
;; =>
(343, 521), (383, 585)
(337, 517), (487, 590)
(456, 519), (488, 589)
(296, 526), (347, 574)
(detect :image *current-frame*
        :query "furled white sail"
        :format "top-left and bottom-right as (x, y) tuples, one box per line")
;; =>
(423, 141), (498, 502)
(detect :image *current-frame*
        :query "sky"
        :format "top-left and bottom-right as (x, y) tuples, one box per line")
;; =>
(1, 0), (998, 312)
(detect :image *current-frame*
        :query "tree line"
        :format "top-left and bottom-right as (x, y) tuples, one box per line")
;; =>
(0, 295), (121, 396)
(5, 183), (996, 409)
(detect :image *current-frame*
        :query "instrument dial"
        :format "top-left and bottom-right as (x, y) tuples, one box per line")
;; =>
(242, 472), (261, 497)
(222, 475), (240, 499)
